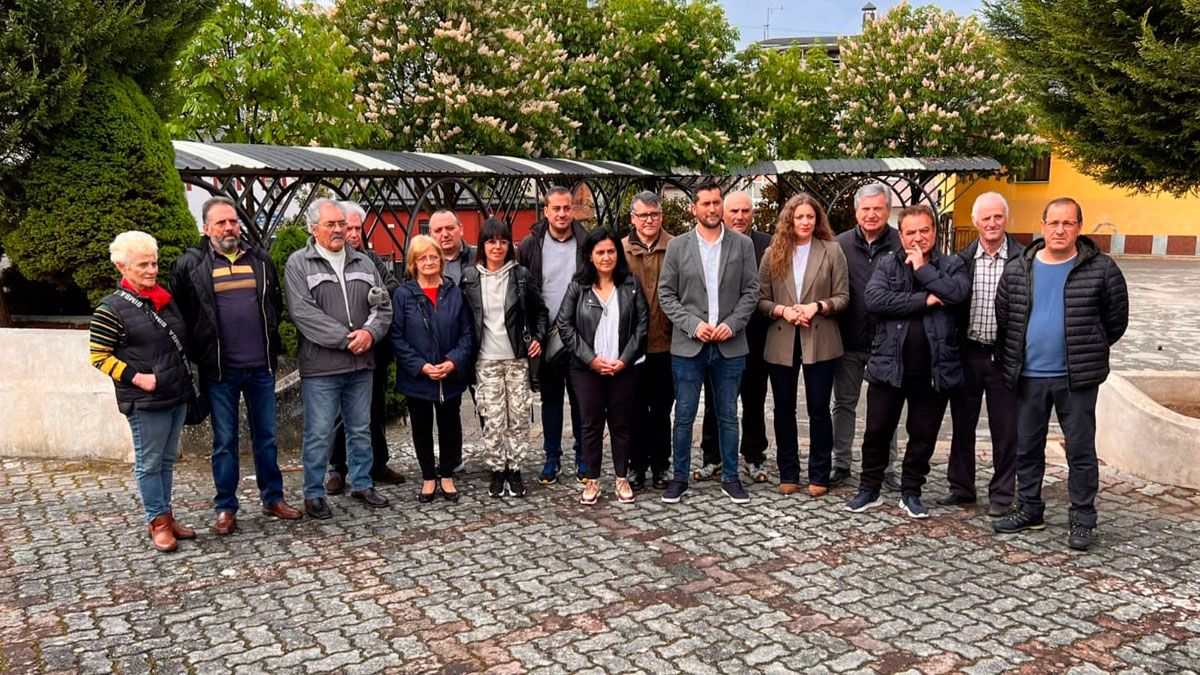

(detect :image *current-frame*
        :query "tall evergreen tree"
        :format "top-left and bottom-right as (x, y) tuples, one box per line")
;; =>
(986, 0), (1200, 195)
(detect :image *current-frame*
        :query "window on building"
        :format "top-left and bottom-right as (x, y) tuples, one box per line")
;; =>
(1016, 153), (1051, 182)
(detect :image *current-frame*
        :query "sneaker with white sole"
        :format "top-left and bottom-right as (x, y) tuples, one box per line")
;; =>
(900, 493), (929, 519)
(506, 470), (526, 498)
(661, 479), (688, 503)
(721, 480), (750, 504)
(845, 489), (883, 513)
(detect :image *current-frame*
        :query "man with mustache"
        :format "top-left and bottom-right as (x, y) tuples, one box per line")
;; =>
(172, 196), (302, 535)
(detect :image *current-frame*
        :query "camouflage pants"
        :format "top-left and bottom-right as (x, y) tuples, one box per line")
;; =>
(475, 358), (533, 471)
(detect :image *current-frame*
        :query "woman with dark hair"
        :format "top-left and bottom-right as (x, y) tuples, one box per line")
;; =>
(392, 235), (475, 503)
(460, 218), (548, 499)
(758, 194), (849, 497)
(557, 228), (649, 505)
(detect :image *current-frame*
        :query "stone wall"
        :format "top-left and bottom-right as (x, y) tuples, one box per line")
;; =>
(0, 328), (304, 463)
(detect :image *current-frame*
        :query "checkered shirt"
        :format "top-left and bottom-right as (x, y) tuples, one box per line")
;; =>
(967, 240), (1008, 344)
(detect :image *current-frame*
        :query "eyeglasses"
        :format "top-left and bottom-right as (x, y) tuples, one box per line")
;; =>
(632, 211), (662, 220)
(1044, 220), (1079, 232)
(318, 219), (347, 230)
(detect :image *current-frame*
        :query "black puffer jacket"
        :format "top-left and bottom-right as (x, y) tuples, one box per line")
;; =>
(102, 292), (194, 414)
(864, 249), (970, 392)
(459, 262), (549, 362)
(995, 236), (1129, 390)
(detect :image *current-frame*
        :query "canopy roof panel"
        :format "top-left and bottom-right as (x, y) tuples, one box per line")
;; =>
(172, 141), (658, 178)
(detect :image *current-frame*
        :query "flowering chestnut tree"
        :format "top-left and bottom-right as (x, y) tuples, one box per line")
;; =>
(337, 0), (584, 157)
(830, 3), (1044, 169)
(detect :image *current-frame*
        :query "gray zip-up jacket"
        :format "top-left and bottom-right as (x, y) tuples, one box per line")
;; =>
(285, 239), (393, 377)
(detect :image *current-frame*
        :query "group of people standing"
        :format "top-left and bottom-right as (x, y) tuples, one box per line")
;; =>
(90, 179), (1128, 554)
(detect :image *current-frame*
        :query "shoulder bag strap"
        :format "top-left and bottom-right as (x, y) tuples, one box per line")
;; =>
(114, 289), (193, 382)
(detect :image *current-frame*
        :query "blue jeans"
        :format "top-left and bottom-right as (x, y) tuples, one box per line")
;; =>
(127, 404), (186, 523)
(205, 366), (286, 513)
(672, 344), (745, 482)
(301, 370), (374, 499)
(539, 359), (582, 465)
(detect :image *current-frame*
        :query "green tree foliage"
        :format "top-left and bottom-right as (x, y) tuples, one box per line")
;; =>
(736, 45), (837, 161)
(552, 0), (745, 171)
(2, 73), (198, 304)
(986, 0), (1200, 195)
(167, 0), (368, 146)
(269, 224), (310, 355)
(336, 0), (584, 156)
(829, 3), (1044, 169)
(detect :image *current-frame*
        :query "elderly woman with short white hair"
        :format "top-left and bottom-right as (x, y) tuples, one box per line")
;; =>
(89, 231), (196, 552)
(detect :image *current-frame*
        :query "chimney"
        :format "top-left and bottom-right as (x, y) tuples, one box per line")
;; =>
(862, 3), (877, 29)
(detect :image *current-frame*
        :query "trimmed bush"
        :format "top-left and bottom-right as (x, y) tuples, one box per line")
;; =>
(3, 72), (198, 304)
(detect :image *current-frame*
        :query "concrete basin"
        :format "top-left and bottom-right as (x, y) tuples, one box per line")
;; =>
(1096, 371), (1200, 489)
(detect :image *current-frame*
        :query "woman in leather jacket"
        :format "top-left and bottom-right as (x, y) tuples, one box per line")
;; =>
(556, 229), (649, 505)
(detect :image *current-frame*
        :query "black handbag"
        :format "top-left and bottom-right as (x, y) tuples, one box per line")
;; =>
(115, 289), (210, 426)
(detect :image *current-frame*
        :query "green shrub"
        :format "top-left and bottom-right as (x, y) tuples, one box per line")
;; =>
(2, 72), (198, 305)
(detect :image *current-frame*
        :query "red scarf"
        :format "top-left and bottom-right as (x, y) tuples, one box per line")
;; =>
(121, 279), (172, 311)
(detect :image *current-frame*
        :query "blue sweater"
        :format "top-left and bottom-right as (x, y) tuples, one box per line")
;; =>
(1023, 256), (1072, 377)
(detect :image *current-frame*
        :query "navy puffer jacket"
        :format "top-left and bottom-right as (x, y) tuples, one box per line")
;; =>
(864, 249), (970, 392)
(994, 236), (1128, 391)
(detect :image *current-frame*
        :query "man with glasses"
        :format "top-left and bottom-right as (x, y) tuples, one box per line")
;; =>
(324, 201), (406, 496)
(622, 191), (674, 490)
(285, 199), (394, 519)
(993, 197), (1128, 551)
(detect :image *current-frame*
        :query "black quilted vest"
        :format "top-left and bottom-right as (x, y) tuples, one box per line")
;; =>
(103, 291), (193, 414)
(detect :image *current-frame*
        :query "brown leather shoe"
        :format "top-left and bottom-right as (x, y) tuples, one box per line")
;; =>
(213, 510), (237, 536)
(371, 466), (407, 485)
(148, 515), (178, 552)
(325, 473), (346, 495)
(808, 484), (829, 498)
(262, 501), (303, 520)
(167, 513), (196, 540)
(778, 482), (799, 495)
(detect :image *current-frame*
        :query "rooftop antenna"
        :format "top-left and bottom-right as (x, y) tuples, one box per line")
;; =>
(764, 6), (784, 40)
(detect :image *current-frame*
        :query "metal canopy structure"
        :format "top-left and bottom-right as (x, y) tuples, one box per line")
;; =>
(173, 141), (659, 250)
(669, 156), (1004, 250)
(174, 141), (1003, 255)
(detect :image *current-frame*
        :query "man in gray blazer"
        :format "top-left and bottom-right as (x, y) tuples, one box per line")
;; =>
(658, 182), (761, 504)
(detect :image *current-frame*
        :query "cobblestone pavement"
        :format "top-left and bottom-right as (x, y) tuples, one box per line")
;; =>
(2, 259), (1200, 674)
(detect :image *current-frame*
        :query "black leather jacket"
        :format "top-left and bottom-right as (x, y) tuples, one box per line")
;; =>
(459, 263), (548, 361)
(556, 275), (649, 370)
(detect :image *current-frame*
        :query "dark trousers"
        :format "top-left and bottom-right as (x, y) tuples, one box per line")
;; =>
(860, 377), (949, 496)
(629, 352), (674, 476)
(539, 358), (583, 465)
(1015, 377), (1100, 528)
(570, 366), (638, 479)
(767, 347), (838, 486)
(408, 394), (463, 481)
(947, 344), (1017, 504)
(701, 350), (768, 466)
(330, 345), (392, 477)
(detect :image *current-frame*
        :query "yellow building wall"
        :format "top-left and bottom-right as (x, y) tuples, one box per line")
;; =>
(952, 155), (1200, 238)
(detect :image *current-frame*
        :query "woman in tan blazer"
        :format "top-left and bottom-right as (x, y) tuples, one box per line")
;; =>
(758, 193), (850, 497)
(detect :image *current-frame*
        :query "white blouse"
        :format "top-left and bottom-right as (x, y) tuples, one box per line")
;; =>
(792, 243), (812, 300)
(592, 288), (621, 362)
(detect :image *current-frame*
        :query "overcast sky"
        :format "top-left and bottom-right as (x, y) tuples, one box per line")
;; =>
(719, 0), (987, 48)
